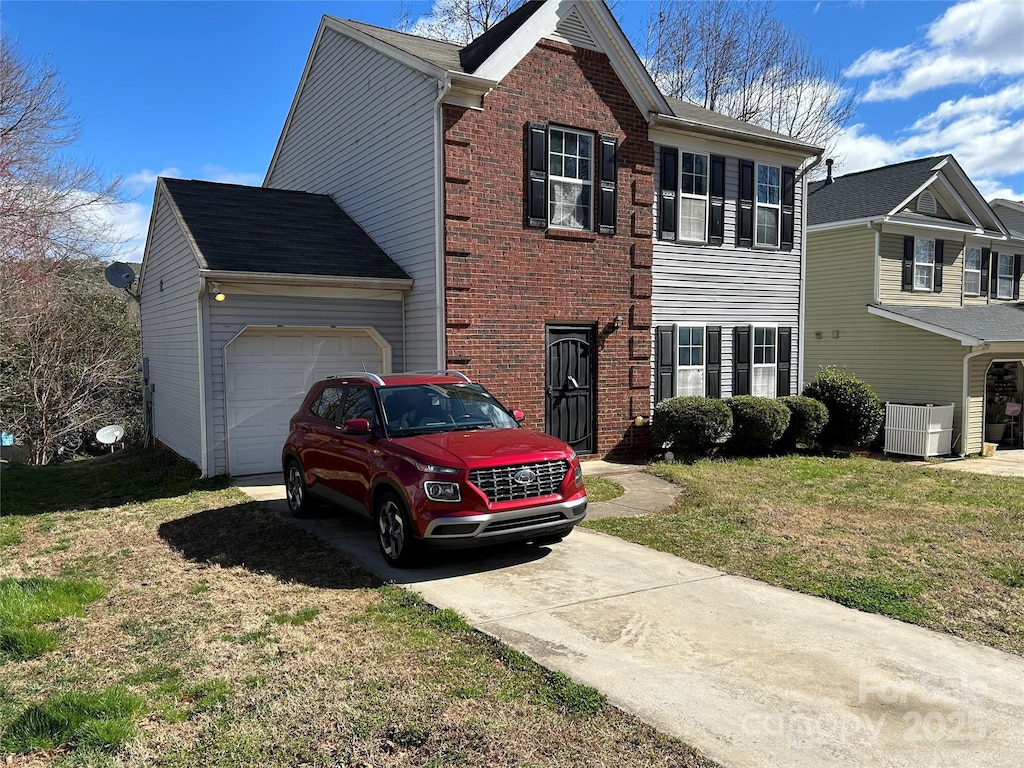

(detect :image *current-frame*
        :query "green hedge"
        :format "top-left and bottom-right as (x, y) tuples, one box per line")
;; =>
(802, 367), (884, 451)
(777, 395), (830, 452)
(725, 396), (791, 455)
(652, 396), (732, 458)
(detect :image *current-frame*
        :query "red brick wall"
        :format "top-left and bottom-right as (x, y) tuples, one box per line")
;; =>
(443, 39), (653, 458)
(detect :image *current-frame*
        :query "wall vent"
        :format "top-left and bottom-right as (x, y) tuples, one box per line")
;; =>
(917, 190), (938, 215)
(549, 7), (600, 51)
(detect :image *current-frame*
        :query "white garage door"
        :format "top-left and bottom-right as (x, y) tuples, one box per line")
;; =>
(225, 328), (385, 475)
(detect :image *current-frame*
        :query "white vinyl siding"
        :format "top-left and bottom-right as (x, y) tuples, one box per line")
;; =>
(653, 153), (804, 401)
(138, 191), (202, 467)
(265, 26), (440, 370)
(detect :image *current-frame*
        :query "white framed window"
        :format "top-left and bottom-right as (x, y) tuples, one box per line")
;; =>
(751, 326), (777, 397)
(548, 127), (592, 230)
(755, 164), (780, 247)
(678, 152), (708, 242)
(913, 237), (935, 291)
(996, 253), (1013, 299)
(675, 324), (705, 396)
(964, 246), (982, 296)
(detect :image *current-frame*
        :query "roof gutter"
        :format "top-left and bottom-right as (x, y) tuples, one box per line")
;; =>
(649, 112), (821, 156)
(198, 269), (413, 291)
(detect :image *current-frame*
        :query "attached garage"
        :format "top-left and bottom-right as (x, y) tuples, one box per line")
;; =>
(139, 178), (412, 477)
(225, 327), (390, 475)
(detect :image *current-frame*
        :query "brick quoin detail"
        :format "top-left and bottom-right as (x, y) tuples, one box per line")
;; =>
(442, 39), (654, 458)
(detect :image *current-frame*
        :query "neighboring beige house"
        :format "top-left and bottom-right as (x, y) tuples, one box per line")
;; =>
(804, 155), (1023, 455)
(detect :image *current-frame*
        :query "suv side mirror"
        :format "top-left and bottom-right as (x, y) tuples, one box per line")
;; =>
(341, 418), (372, 434)
(512, 409), (525, 422)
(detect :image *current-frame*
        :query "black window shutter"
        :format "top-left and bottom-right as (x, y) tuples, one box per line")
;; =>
(658, 148), (678, 241)
(526, 122), (547, 227)
(780, 167), (796, 251)
(733, 325), (751, 396)
(709, 155), (726, 246)
(737, 160), (754, 248)
(655, 326), (675, 404)
(597, 136), (617, 234)
(934, 240), (944, 292)
(991, 252), (999, 296)
(902, 236), (914, 291)
(980, 247), (990, 296)
(1014, 254), (1022, 300)
(776, 327), (792, 396)
(705, 326), (722, 398)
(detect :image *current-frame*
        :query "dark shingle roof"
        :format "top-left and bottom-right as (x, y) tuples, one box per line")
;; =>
(807, 156), (948, 226)
(160, 178), (410, 280)
(664, 97), (819, 152)
(459, 0), (544, 72)
(870, 302), (1024, 343)
(341, 19), (465, 72)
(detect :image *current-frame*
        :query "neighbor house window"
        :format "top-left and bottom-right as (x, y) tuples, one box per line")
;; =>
(752, 326), (777, 397)
(996, 253), (1013, 299)
(675, 325), (705, 396)
(913, 238), (936, 291)
(964, 246), (982, 296)
(678, 152), (708, 242)
(755, 164), (781, 247)
(548, 127), (593, 230)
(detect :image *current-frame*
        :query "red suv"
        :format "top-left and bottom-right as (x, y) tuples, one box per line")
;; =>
(281, 371), (587, 567)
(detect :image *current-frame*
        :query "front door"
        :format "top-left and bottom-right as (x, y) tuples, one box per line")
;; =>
(545, 325), (596, 454)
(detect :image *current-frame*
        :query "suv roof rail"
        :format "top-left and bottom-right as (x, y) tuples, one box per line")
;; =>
(326, 372), (386, 385)
(406, 369), (472, 383)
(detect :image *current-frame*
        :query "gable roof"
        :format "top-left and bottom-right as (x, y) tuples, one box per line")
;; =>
(807, 156), (947, 226)
(459, 0), (545, 73)
(868, 302), (1024, 345)
(159, 178), (411, 281)
(662, 97), (821, 155)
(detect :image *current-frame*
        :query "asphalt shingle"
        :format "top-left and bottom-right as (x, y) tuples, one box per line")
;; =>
(871, 301), (1024, 343)
(161, 178), (410, 280)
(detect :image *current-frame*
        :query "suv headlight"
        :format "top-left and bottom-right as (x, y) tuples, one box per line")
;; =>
(415, 460), (460, 475)
(574, 462), (583, 487)
(424, 481), (461, 502)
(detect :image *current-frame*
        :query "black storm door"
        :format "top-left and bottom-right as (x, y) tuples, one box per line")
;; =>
(545, 325), (596, 454)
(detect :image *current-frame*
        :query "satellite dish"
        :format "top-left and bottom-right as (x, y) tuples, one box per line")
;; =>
(96, 424), (125, 445)
(104, 262), (136, 289)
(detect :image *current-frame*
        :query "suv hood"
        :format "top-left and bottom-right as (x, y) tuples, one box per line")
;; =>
(392, 428), (573, 469)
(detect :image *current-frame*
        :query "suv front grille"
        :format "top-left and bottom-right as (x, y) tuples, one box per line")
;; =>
(469, 460), (569, 503)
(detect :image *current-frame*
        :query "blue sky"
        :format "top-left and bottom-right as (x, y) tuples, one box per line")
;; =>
(4, 0), (1023, 261)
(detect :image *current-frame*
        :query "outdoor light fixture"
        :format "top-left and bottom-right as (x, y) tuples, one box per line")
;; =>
(209, 281), (226, 302)
(613, 315), (624, 330)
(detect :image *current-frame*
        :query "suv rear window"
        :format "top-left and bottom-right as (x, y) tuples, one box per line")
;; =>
(340, 386), (377, 427)
(310, 386), (345, 421)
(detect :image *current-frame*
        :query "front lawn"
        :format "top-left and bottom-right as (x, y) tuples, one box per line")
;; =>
(584, 456), (1024, 655)
(0, 449), (714, 766)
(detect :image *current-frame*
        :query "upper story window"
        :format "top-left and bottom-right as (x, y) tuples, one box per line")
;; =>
(527, 122), (617, 234)
(675, 324), (705, 396)
(548, 127), (593, 230)
(755, 164), (781, 247)
(996, 253), (1014, 299)
(679, 153), (708, 242)
(964, 246), (982, 296)
(751, 326), (777, 397)
(913, 238), (936, 291)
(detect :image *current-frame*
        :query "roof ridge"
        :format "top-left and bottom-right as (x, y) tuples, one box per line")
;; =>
(337, 16), (461, 49)
(826, 154), (950, 183)
(161, 177), (333, 199)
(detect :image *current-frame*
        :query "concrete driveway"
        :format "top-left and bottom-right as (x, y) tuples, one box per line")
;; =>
(237, 472), (1024, 768)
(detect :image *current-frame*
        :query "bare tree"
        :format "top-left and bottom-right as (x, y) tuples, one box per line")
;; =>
(1, 37), (138, 463)
(409, 0), (523, 44)
(641, 1), (855, 159)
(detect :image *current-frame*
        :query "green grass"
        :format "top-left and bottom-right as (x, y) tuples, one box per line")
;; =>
(585, 456), (1024, 654)
(0, 685), (144, 753)
(269, 607), (320, 626)
(584, 475), (625, 502)
(0, 577), (106, 661)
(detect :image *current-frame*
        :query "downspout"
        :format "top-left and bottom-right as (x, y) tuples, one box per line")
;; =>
(796, 153), (823, 393)
(433, 76), (453, 370)
(962, 346), (990, 456)
(197, 277), (210, 478)
(872, 223), (881, 303)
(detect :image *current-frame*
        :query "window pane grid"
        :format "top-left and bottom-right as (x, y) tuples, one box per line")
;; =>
(676, 326), (705, 396)
(997, 254), (1013, 299)
(678, 152), (708, 242)
(548, 127), (592, 230)
(755, 164), (780, 247)
(913, 238), (935, 291)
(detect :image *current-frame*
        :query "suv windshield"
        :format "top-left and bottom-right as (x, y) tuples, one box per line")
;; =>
(379, 383), (519, 437)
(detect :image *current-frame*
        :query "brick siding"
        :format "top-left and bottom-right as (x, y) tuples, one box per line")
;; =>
(443, 39), (653, 458)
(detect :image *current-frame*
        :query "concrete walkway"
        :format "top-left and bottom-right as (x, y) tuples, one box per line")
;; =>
(236, 465), (1024, 768)
(916, 448), (1024, 478)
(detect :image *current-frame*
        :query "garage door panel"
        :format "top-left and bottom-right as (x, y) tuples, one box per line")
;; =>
(226, 329), (385, 475)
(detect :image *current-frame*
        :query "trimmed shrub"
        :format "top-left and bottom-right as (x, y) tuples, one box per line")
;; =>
(802, 367), (884, 451)
(777, 395), (830, 452)
(725, 396), (790, 455)
(652, 396), (732, 458)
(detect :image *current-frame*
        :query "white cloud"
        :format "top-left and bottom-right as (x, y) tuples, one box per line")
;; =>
(846, 0), (1024, 101)
(124, 167), (181, 197)
(201, 164), (263, 187)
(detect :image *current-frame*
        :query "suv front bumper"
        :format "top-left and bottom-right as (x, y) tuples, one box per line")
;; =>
(422, 497), (588, 547)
